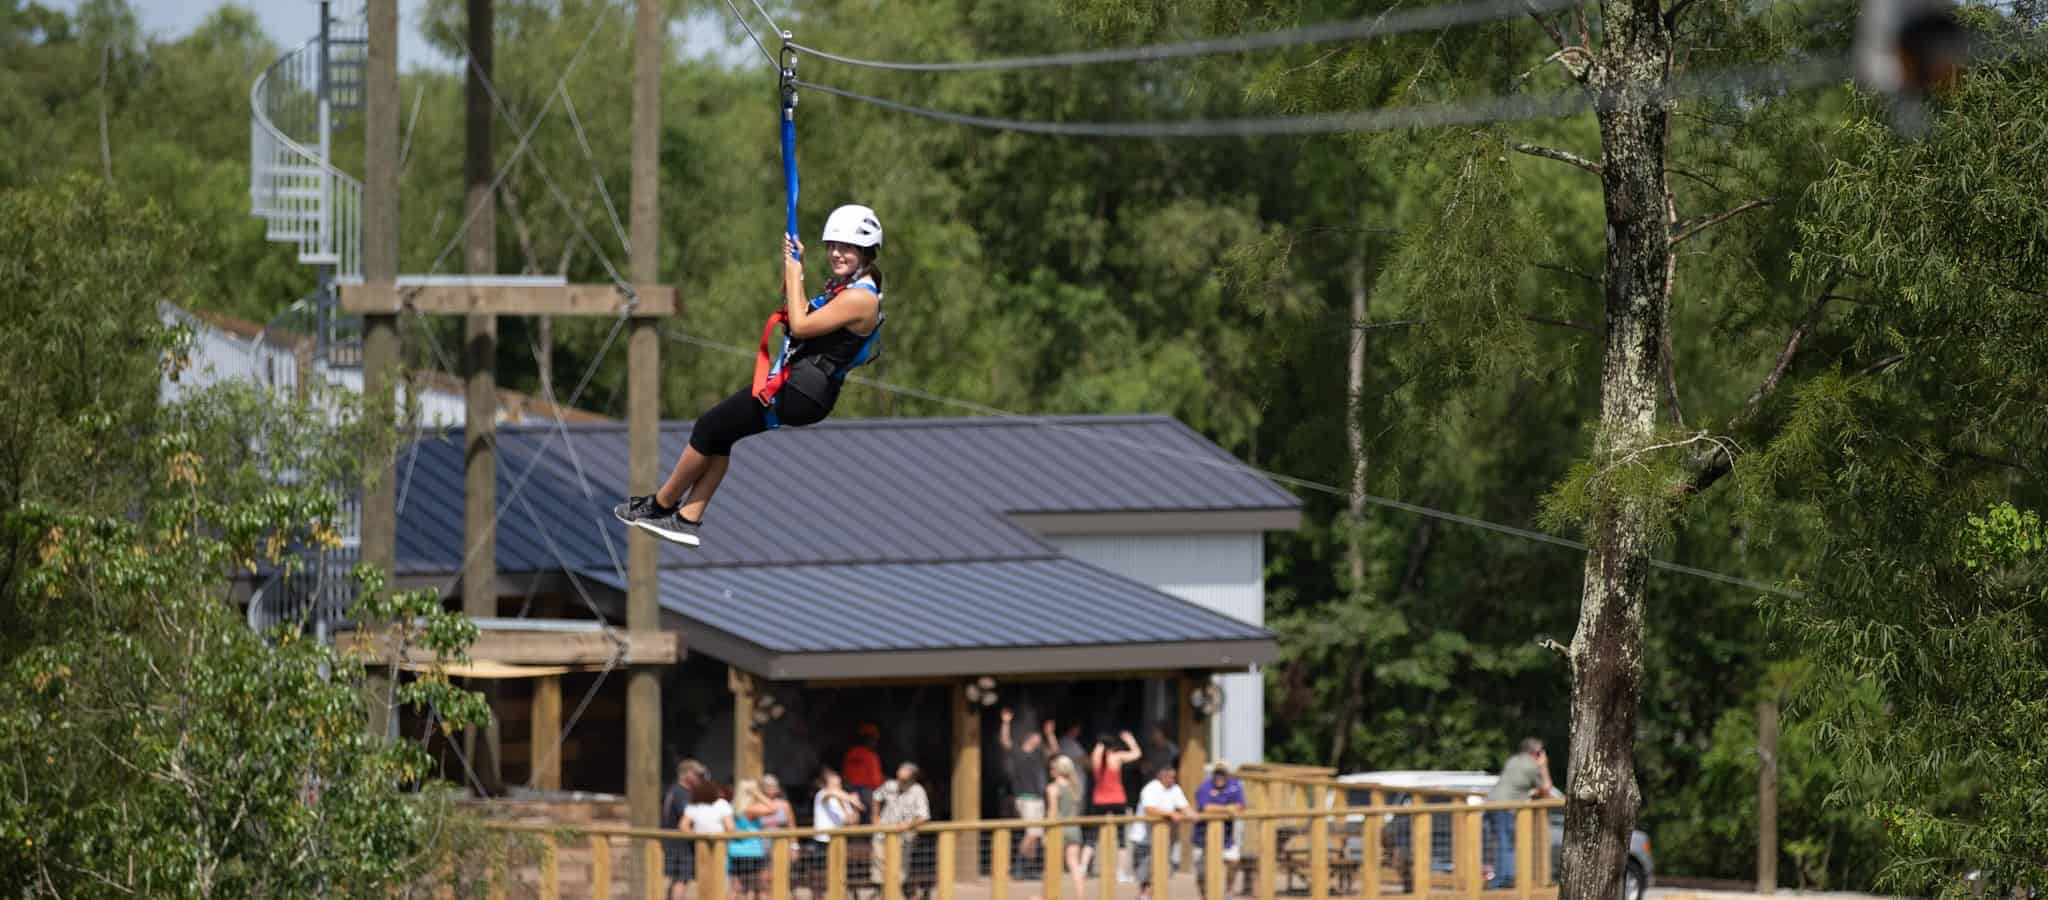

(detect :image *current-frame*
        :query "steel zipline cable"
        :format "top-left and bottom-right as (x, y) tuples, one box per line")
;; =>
(786, 0), (1572, 71)
(792, 54), (1853, 138)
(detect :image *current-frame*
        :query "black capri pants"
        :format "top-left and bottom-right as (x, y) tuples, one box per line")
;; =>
(687, 383), (834, 456)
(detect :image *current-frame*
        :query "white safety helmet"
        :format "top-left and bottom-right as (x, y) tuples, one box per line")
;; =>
(821, 204), (883, 249)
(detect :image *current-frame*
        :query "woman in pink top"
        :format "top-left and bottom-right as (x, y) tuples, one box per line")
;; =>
(1088, 730), (1143, 880)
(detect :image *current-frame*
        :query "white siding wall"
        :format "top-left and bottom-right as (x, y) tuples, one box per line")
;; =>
(160, 308), (466, 427)
(1044, 533), (1267, 765)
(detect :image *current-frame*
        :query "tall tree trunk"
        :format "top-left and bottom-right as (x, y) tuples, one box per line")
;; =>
(1564, 0), (1671, 897)
(1329, 246), (1373, 769)
(97, 44), (113, 180)
(1346, 246), (1371, 584)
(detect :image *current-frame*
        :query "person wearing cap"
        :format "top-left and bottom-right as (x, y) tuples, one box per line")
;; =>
(1195, 760), (1249, 895)
(615, 204), (888, 548)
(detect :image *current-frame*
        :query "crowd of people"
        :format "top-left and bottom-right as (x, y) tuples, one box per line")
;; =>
(661, 748), (933, 900)
(657, 708), (1252, 900)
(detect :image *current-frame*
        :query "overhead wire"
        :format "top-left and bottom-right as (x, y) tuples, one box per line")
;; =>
(720, 0), (779, 68)
(662, 328), (1797, 598)
(420, 5), (616, 282)
(787, 0), (1572, 71)
(792, 53), (1855, 138)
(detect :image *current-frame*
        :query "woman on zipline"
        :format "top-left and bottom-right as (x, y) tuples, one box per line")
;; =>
(613, 204), (885, 546)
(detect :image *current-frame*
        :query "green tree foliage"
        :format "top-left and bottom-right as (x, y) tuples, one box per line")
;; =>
(7, 0), (2046, 887)
(0, 176), (490, 896)
(1745, 24), (2048, 889)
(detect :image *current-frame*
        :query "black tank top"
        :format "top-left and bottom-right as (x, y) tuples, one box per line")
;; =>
(782, 275), (880, 403)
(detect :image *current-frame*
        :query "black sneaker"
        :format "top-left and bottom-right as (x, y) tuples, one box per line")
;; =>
(612, 495), (701, 547)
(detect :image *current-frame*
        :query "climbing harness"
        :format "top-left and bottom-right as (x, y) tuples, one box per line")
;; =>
(749, 36), (885, 430)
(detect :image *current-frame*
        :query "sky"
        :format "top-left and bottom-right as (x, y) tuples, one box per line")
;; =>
(63, 1), (743, 71)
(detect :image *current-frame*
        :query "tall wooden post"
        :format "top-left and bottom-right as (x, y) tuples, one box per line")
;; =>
(1177, 673), (1212, 873)
(361, 0), (400, 739)
(951, 682), (982, 877)
(530, 672), (562, 790)
(626, 0), (666, 875)
(732, 668), (764, 782)
(461, 0), (504, 795)
(1757, 700), (1779, 893)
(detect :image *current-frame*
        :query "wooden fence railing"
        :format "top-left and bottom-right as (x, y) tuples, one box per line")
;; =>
(455, 798), (1565, 900)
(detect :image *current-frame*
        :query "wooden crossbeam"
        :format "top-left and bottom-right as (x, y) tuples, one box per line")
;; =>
(338, 282), (676, 317)
(338, 625), (681, 667)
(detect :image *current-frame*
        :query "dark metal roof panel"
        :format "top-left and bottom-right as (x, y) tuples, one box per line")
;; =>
(393, 415), (1299, 575)
(575, 557), (1272, 654)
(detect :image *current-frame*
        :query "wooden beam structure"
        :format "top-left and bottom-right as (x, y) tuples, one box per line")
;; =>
(338, 624), (681, 667)
(338, 282), (676, 317)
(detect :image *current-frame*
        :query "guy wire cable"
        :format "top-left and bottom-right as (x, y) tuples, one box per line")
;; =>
(720, 0), (777, 67)
(791, 52), (1855, 138)
(661, 328), (1797, 598)
(788, 0), (1576, 71)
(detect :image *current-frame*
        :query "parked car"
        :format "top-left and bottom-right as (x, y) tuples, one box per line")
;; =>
(1336, 770), (1653, 900)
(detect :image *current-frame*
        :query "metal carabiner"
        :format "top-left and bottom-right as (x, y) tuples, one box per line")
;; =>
(779, 35), (799, 115)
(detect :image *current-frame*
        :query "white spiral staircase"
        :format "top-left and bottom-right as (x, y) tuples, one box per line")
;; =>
(245, 5), (367, 637)
(249, 12), (366, 281)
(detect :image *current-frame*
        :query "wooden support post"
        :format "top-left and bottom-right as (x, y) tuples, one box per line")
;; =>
(991, 828), (1011, 900)
(538, 834), (559, 900)
(1097, 825), (1116, 900)
(1178, 672), (1211, 876)
(1461, 810), (1482, 899)
(625, 5), (666, 898)
(705, 842), (729, 900)
(827, 838), (847, 900)
(591, 835), (612, 899)
(882, 833), (905, 900)
(1042, 822), (1064, 900)
(1153, 820), (1173, 898)
(1363, 807), (1382, 900)
(952, 682), (982, 879)
(772, 837), (793, 900)
(731, 668), (764, 781)
(1532, 809), (1550, 887)
(1310, 813), (1329, 900)
(460, 0), (502, 796)
(1515, 809), (1534, 900)
(530, 674), (562, 790)
(1257, 818), (1277, 900)
(1411, 812), (1432, 898)
(1205, 812), (1226, 900)
(1758, 699), (1778, 894)
(360, 0), (400, 741)
(936, 830), (957, 900)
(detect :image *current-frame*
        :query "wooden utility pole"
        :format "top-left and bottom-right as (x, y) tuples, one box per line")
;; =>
(462, 0), (504, 795)
(361, 0), (400, 739)
(1757, 700), (1779, 893)
(626, 0), (666, 858)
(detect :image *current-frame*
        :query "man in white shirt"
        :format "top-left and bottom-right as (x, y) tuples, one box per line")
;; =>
(1129, 762), (1194, 899)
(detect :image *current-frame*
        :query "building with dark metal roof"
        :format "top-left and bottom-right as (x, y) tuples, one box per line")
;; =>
(382, 414), (1298, 823)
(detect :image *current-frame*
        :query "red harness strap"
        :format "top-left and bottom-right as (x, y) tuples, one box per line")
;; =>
(751, 309), (791, 405)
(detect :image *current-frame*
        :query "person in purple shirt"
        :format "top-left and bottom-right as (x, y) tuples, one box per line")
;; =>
(1195, 760), (1248, 895)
